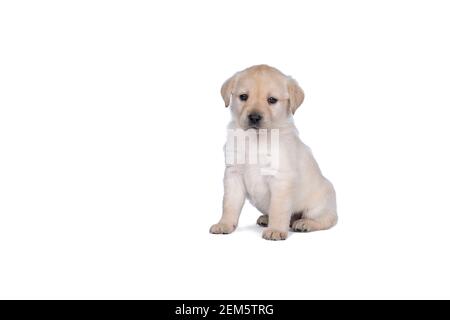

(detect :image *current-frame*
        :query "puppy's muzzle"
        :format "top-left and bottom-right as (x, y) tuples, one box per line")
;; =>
(248, 112), (263, 127)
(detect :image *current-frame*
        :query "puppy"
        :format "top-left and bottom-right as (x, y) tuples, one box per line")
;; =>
(210, 65), (337, 240)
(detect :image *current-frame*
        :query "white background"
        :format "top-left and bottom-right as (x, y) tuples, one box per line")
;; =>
(1, 0), (450, 299)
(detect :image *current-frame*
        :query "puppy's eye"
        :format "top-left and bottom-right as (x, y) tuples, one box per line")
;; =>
(239, 94), (248, 101)
(267, 97), (278, 104)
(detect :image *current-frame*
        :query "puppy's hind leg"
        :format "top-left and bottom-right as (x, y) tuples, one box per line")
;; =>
(256, 214), (268, 227)
(291, 208), (337, 233)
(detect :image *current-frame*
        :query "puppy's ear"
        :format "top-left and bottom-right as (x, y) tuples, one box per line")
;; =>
(220, 73), (238, 107)
(287, 77), (305, 114)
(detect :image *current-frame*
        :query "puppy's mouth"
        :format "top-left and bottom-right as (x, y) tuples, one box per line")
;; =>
(243, 122), (270, 130)
(244, 124), (262, 130)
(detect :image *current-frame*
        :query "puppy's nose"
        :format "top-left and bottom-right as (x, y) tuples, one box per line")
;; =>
(248, 113), (262, 125)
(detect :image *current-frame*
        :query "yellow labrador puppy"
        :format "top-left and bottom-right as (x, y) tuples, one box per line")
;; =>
(210, 65), (337, 240)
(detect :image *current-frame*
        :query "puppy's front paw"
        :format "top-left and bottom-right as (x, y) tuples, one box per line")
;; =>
(210, 223), (235, 234)
(262, 228), (288, 241)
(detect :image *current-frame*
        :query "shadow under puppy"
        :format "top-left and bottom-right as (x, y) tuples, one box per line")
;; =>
(210, 65), (337, 240)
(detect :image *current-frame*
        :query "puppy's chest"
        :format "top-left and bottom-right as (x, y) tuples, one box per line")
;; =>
(243, 166), (271, 209)
(241, 139), (273, 201)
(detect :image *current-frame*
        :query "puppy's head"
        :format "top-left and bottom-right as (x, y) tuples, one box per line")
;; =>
(221, 65), (304, 129)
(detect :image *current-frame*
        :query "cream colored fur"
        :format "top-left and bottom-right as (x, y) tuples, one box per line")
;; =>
(210, 65), (337, 240)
